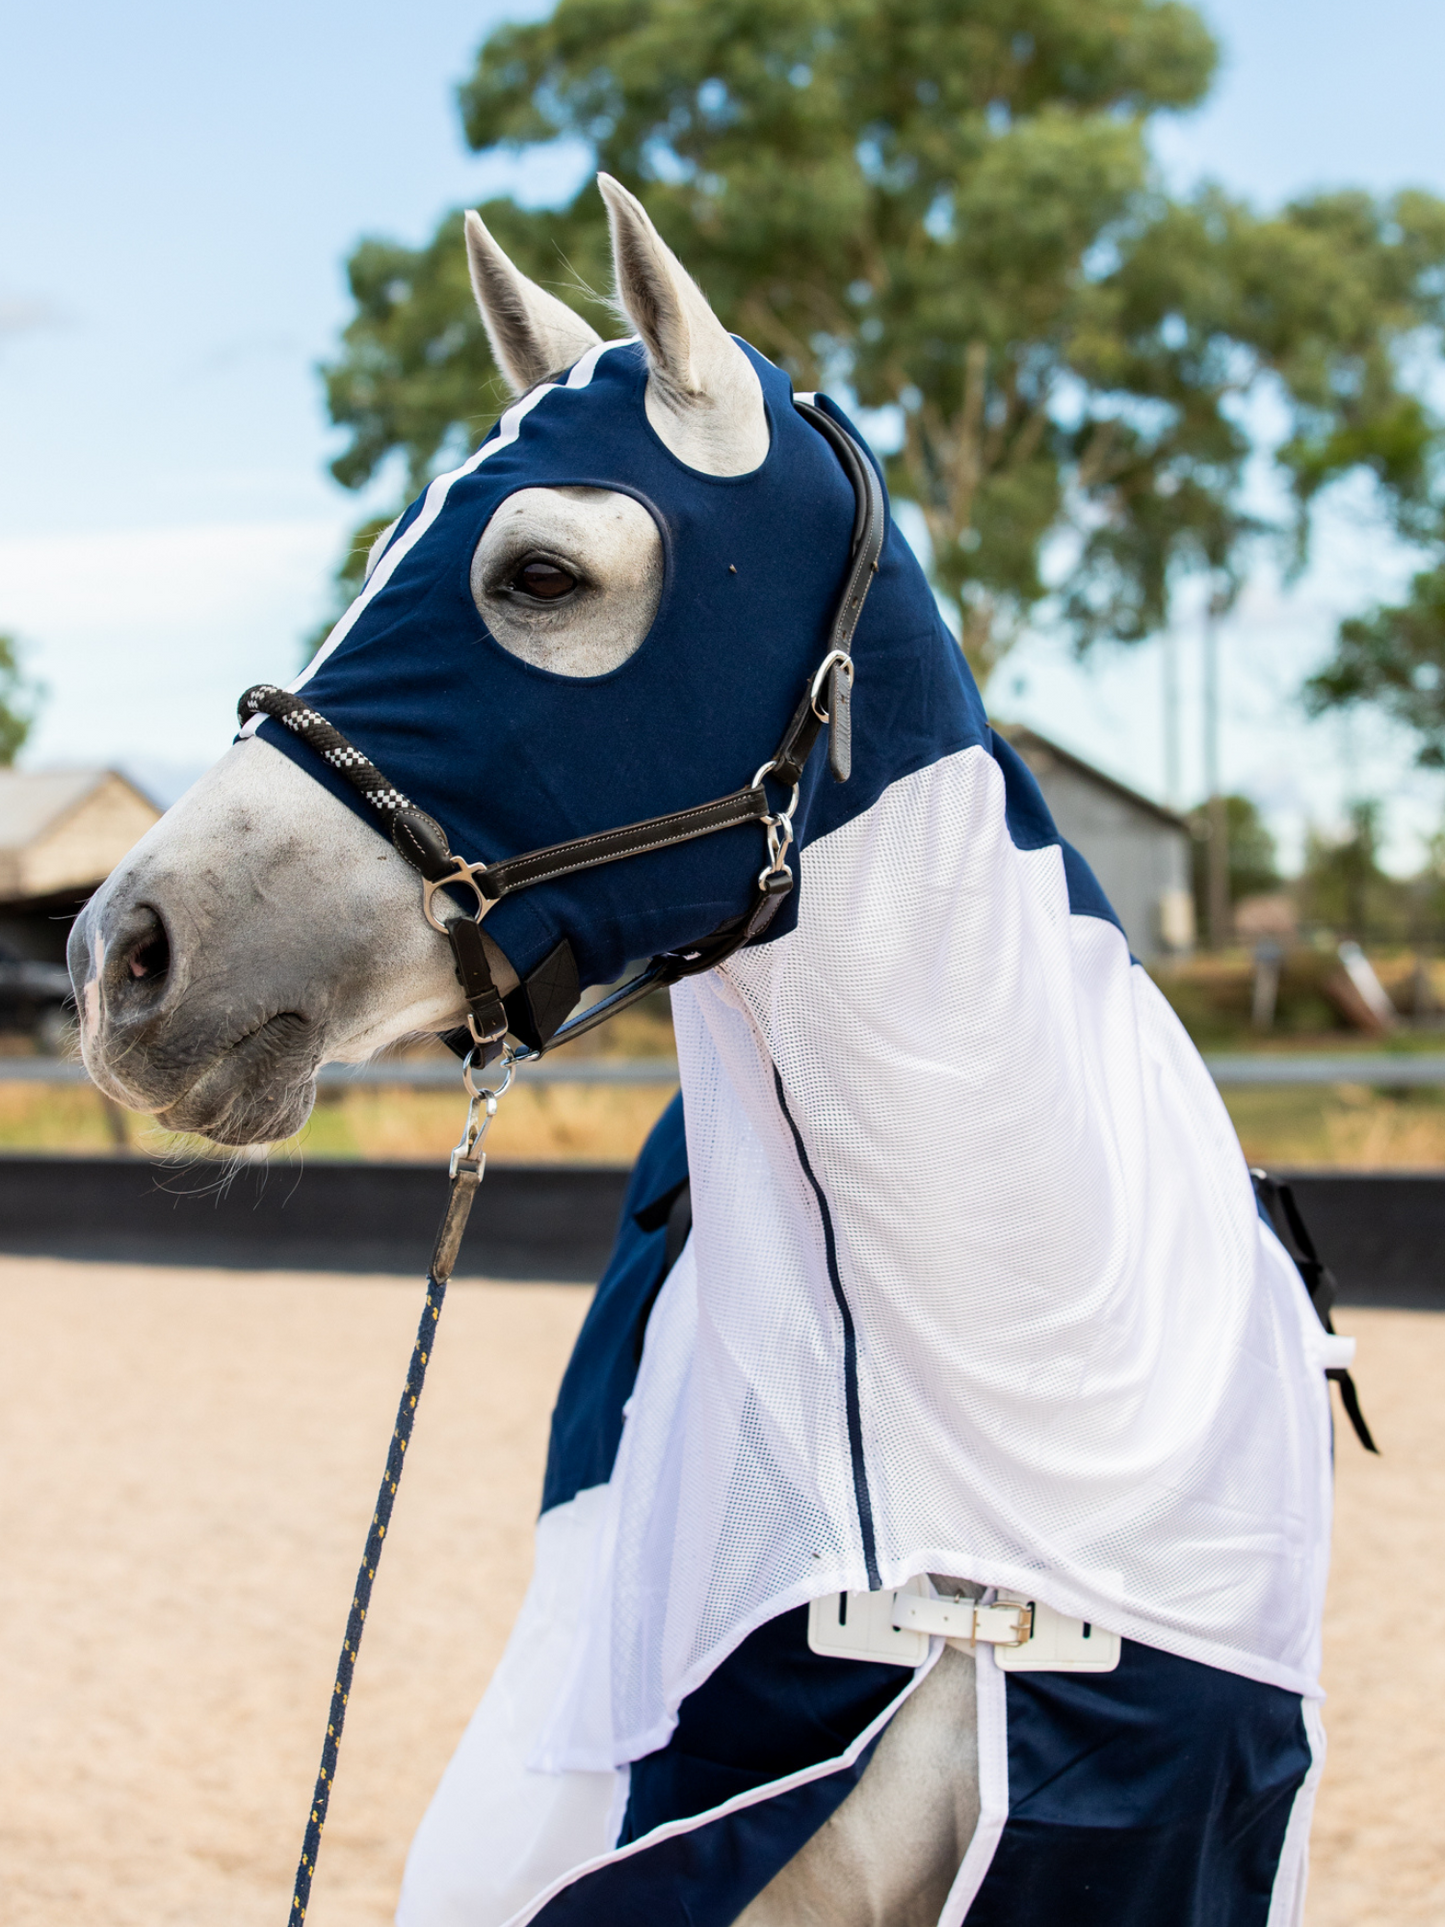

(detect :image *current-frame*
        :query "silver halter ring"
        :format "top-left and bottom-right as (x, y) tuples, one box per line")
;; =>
(423, 857), (493, 934)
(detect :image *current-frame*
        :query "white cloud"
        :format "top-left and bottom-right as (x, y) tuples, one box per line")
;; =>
(0, 293), (66, 339)
(0, 517), (348, 769)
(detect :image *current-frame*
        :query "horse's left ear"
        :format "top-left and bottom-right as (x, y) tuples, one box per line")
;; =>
(598, 174), (769, 476)
(464, 210), (603, 396)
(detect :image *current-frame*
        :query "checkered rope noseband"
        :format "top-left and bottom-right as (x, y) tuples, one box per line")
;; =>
(239, 685), (416, 822)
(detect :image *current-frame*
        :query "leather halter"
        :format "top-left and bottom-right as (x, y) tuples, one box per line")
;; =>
(238, 401), (886, 1064)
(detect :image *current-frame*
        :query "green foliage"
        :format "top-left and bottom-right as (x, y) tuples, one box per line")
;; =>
(1187, 792), (1279, 927)
(1298, 799), (1399, 939)
(1304, 554), (1445, 765)
(1062, 187), (1445, 652)
(0, 635), (38, 766)
(1227, 792), (1280, 899)
(1278, 191), (1445, 767)
(1407, 825), (1445, 940)
(319, 0), (1445, 687)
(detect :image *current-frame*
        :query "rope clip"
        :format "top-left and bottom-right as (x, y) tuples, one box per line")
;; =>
(751, 758), (800, 884)
(450, 1046), (516, 1179)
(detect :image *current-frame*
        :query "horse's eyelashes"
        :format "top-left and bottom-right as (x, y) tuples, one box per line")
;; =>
(514, 560), (578, 601)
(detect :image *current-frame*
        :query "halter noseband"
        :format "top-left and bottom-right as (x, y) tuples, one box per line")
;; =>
(238, 401), (885, 1064)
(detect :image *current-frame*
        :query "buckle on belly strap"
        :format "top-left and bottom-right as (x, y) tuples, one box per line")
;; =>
(891, 1593), (1034, 1648)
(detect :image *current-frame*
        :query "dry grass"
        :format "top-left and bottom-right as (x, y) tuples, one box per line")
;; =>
(0, 1076), (680, 1166)
(1222, 1085), (1445, 1170)
(0, 1080), (131, 1154)
(1321, 1088), (1445, 1169)
(0, 996), (682, 1166)
(304, 1078), (678, 1165)
(4, 969), (1445, 1169)
(4, 1077), (1444, 1171)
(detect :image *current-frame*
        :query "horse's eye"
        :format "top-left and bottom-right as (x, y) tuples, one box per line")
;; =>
(514, 560), (577, 600)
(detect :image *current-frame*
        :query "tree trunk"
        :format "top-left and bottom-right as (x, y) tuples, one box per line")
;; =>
(1203, 602), (1229, 949)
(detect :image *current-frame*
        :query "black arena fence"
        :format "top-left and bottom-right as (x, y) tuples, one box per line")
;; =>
(0, 1154), (631, 1282)
(1266, 1171), (1445, 1310)
(0, 1153), (1439, 1305)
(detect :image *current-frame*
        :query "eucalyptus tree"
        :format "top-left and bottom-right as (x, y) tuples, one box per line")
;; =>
(1305, 548), (1445, 766)
(321, 0), (1445, 713)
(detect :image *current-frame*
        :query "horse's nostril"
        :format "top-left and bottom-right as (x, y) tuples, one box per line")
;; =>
(125, 915), (170, 983)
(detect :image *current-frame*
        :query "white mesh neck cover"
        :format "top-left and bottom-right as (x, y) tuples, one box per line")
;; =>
(536, 746), (1337, 1773)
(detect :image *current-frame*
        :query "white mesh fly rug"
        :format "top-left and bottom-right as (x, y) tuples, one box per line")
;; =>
(534, 742), (1338, 1775)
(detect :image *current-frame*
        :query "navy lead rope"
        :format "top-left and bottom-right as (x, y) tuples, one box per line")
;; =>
(291, 1272), (446, 1920)
(288, 1060), (508, 1922)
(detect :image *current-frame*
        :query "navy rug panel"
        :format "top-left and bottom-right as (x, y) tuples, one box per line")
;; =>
(620, 1604), (904, 1843)
(540, 1091), (687, 1512)
(533, 1725), (884, 1927)
(966, 1641), (1311, 1927)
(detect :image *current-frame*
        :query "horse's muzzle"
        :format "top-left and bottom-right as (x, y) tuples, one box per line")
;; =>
(68, 894), (322, 1145)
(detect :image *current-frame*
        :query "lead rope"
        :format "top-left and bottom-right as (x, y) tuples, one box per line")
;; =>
(288, 1048), (515, 1924)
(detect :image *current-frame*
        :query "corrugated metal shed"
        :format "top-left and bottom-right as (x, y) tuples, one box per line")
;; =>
(999, 725), (1194, 960)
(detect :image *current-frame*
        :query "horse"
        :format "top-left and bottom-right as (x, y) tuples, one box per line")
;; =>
(70, 175), (1347, 1927)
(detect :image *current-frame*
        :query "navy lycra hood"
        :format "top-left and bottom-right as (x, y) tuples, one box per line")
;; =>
(255, 339), (987, 990)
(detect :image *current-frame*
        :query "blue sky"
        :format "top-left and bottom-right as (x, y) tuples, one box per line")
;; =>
(2, 0), (1443, 869)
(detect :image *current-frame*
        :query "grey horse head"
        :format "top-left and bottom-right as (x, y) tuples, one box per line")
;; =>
(69, 179), (770, 1145)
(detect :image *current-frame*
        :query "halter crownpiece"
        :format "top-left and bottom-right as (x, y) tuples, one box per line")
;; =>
(239, 399), (885, 1063)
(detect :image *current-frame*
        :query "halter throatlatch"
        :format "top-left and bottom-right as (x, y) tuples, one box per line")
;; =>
(239, 400), (885, 1065)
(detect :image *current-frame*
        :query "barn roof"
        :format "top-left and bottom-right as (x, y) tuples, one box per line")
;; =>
(0, 770), (118, 851)
(997, 724), (1191, 835)
(0, 768), (162, 903)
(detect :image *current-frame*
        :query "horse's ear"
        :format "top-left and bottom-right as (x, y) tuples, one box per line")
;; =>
(598, 173), (769, 476)
(464, 211), (602, 396)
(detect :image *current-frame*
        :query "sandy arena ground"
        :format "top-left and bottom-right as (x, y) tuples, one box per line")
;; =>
(0, 1257), (1439, 1925)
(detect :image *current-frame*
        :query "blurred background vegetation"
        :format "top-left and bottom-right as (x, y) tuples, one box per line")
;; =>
(0, 635), (40, 767)
(306, 0), (1445, 966)
(16, 0), (1445, 1169)
(317, 0), (1445, 707)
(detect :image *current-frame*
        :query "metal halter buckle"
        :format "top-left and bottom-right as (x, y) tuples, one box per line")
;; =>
(465, 1010), (508, 1052)
(810, 649), (855, 723)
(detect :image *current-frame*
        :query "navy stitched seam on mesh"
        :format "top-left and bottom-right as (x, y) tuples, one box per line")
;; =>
(771, 1064), (880, 1590)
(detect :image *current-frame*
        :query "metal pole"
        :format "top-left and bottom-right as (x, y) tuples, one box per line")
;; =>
(1162, 627), (1182, 810)
(1203, 592), (1229, 949)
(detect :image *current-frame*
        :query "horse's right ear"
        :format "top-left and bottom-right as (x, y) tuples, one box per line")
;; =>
(464, 211), (602, 396)
(598, 173), (768, 476)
